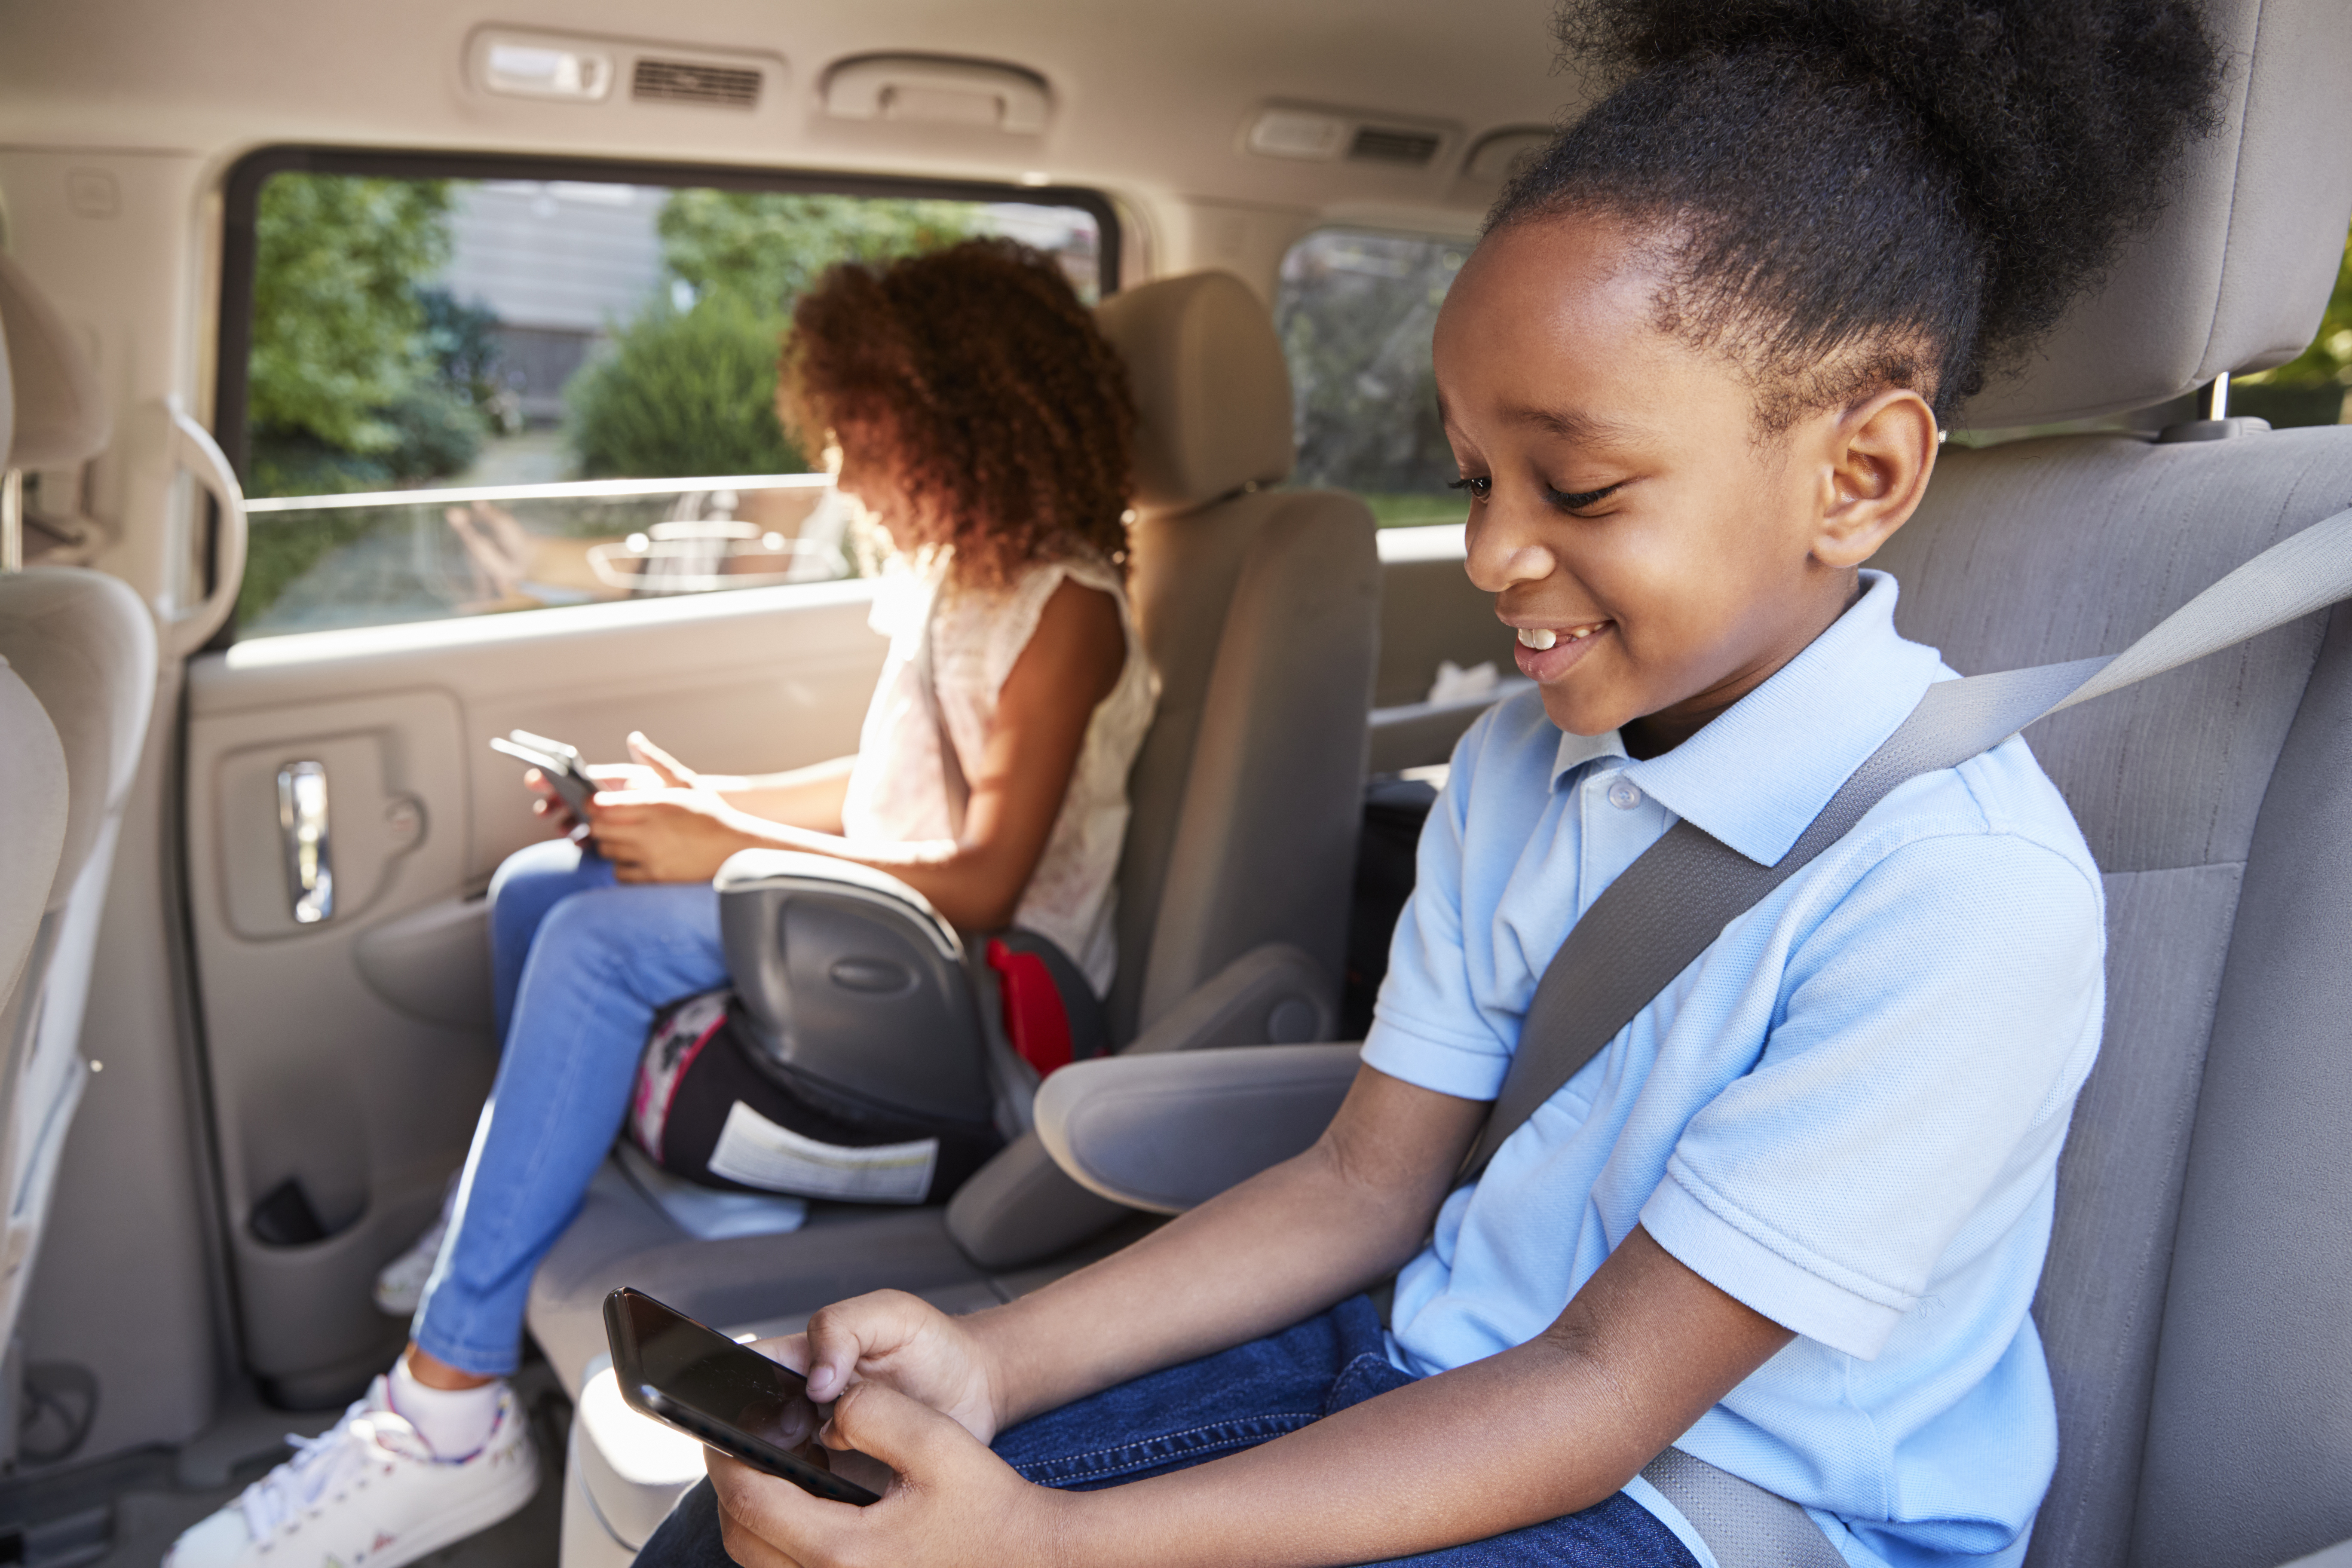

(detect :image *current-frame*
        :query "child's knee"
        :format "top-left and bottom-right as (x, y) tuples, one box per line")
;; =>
(488, 837), (591, 903)
(529, 885), (643, 962)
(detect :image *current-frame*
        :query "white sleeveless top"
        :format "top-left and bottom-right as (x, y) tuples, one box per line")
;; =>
(839, 549), (1159, 994)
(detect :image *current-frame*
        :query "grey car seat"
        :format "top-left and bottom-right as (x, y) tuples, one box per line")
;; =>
(0, 254), (158, 1463)
(1034, 3), (2352, 1566)
(0, 308), (74, 1248)
(527, 270), (1377, 1461)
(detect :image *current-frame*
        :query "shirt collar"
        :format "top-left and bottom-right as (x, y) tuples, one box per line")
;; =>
(1549, 724), (1629, 785)
(1612, 570), (1943, 868)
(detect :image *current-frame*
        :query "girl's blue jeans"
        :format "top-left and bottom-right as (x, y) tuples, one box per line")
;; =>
(413, 838), (729, 1376)
(633, 1297), (1698, 1567)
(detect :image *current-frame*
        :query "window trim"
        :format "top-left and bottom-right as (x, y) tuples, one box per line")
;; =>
(212, 143), (1123, 487)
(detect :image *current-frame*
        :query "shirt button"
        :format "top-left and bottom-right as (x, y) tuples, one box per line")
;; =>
(1607, 777), (1644, 810)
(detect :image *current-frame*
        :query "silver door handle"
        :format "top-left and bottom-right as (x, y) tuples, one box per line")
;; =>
(276, 760), (333, 924)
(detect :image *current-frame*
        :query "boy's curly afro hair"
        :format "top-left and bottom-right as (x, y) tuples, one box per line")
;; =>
(781, 237), (1137, 586)
(1492, 0), (2227, 428)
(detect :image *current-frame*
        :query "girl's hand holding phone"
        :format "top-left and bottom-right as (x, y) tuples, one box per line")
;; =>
(588, 787), (756, 882)
(524, 731), (706, 836)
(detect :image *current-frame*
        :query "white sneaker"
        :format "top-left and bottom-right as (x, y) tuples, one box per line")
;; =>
(373, 1181), (457, 1318)
(164, 1377), (538, 1568)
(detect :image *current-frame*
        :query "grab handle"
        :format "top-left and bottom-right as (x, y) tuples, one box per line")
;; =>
(164, 395), (248, 655)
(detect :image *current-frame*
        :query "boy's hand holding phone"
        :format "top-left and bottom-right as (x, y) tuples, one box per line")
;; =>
(706, 1291), (1054, 1568)
(706, 1387), (1059, 1568)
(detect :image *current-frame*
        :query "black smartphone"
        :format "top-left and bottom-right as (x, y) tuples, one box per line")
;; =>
(603, 1286), (883, 1507)
(488, 729), (599, 818)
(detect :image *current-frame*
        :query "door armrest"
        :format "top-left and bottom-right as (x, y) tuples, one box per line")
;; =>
(1033, 1043), (1361, 1213)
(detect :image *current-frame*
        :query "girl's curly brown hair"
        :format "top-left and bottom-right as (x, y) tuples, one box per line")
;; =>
(780, 237), (1138, 587)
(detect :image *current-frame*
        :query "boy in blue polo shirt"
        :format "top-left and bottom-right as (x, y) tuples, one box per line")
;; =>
(639, 3), (2222, 1565)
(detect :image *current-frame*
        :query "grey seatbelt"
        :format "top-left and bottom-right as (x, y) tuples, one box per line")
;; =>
(916, 591), (972, 839)
(1640, 1447), (1847, 1568)
(1463, 502), (2352, 1181)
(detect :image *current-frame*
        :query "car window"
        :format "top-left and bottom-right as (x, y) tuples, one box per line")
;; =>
(1274, 227), (1470, 528)
(223, 162), (1109, 639)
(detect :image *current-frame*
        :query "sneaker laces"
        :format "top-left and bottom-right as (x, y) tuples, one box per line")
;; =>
(236, 1393), (429, 1542)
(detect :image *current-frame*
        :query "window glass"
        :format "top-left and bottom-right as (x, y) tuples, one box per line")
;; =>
(1274, 228), (1469, 527)
(233, 172), (1104, 639)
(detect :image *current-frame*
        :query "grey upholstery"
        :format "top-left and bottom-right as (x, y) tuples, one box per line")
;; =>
(1960, 0), (2352, 429)
(529, 271), (1378, 1418)
(0, 665), (66, 1090)
(2132, 605), (2352, 1566)
(1036, 1042), (1357, 1213)
(0, 568), (156, 1380)
(1864, 426), (2352, 1568)
(1099, 271), (1380, 1041)
(0, 258), (149, 1436)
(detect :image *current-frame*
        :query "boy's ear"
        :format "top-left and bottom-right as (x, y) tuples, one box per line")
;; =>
(1812, 389), (1939, 569)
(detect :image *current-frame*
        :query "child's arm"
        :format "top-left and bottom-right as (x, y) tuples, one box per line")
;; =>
(804, 1063), (1486, 1436)
(707, 1066), (1792, 1568)
(585, 579), (1124, 920)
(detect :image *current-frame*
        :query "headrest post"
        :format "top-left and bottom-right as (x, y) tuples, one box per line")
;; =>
(1, 471), (21, 573)
(2197, 374), (2232, 422)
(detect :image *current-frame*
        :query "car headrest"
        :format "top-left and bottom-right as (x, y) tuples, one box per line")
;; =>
(0, 253), (110, 471)
(1961, 0), (2352, 429)
(1096, 271), (1294, 514)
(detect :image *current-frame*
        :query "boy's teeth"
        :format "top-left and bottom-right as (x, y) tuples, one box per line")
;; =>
(1519, 627), (1558, 650)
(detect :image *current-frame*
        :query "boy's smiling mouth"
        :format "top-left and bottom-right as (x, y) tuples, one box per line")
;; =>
(1511, 619), (1611, 680)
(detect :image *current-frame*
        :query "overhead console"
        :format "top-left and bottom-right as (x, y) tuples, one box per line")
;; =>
(460, 29), (1057, 146)
(466, 26), (787, 115)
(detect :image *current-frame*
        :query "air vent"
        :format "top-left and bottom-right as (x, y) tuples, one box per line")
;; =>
(1241, 104), (1453, 168)
(633, 57), (763, 108)
(1348, 126), (1442, 166)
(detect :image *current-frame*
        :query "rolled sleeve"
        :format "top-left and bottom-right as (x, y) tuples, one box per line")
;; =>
(1640, 830), (2104, 1359)
(1360, 712), (1516, 1102)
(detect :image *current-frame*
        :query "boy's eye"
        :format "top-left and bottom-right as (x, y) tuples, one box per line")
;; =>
(1447, 476), (1492, 502)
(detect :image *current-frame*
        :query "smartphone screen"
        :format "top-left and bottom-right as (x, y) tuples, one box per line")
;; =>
(603, 1288), (882, 1506)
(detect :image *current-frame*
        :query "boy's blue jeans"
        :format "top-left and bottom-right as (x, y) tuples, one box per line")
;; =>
(634, 1297), (1698, 1566)
(413, 838), (728, 1376)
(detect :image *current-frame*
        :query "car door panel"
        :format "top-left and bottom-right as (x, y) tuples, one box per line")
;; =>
(183, 580), (883, 1401)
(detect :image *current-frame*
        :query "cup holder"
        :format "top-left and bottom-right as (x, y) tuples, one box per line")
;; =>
(248, 1177), (363, 1247)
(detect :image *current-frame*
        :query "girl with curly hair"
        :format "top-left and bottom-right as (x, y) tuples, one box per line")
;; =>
(645, 5), (2224, 1568)
(166, 239), (1156, 1568)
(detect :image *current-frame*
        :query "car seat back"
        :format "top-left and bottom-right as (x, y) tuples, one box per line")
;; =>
(0, 253), (153, 1430)
(0, 305), (69, 1158)
(1093, 272), (1380, 1044)
(1876, 429), (2352, 1568)
(1864, 8), (2352, 1561)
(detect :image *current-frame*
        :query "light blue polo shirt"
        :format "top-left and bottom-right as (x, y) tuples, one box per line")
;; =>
(1363, 571), (2105, 1568)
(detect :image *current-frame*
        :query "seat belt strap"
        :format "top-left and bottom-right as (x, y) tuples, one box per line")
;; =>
(1640, 1448), (1848, 1568)
(1461, 503), (2352, 1182)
